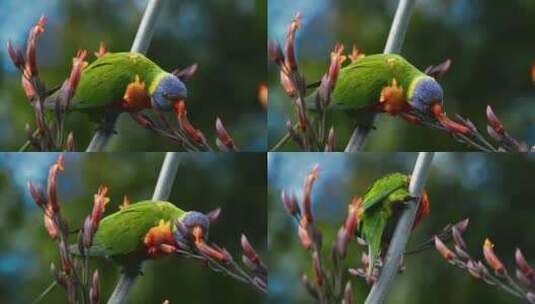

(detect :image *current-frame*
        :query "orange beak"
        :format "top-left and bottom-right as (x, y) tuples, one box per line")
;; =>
(430, 102), (470, 135)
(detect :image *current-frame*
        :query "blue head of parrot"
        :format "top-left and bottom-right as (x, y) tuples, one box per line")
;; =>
(152, 74), (188, 111)
(409, 77), (444, 112)
(174, 211), (210, 245)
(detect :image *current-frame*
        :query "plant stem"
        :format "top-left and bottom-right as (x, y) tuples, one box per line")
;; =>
(31, 281), (58, 304)
(364, 152), (434, 304)
(86, 0), (167, 152)
(344, 0), (417, 152)
(107, 152), (181, 304)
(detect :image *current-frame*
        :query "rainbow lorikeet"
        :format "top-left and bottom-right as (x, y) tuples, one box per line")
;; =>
(353, 173), (430, 277)
(74, 200), (210, 270)
(45, 52), (188, 124)
(308, 53), (467, 132)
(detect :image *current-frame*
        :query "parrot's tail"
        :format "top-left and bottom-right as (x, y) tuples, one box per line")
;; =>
(367, 246), (376, 278)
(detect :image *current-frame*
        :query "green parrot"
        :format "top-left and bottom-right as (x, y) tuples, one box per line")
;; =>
(46, 52), (188, 125)
(354, 173), (430, 277)
(75, 200), (210, 270)
(308, 53), (465, 132)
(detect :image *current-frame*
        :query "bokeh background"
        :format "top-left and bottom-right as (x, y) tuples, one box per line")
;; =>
(268, 152), (535, 303)
(0, 0), (267, 151)
(268, 0), (535, 151)
(0, 152), (267, 303)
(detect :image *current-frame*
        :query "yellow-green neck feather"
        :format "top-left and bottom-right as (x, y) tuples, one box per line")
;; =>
(407, 75), (433, 100)
(148, 72), (169, 95)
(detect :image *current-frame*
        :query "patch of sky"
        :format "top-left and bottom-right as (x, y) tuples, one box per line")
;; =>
(0, 0), (65, 73)
(0, 153), (83, 209)
(268, 153), (353, 222)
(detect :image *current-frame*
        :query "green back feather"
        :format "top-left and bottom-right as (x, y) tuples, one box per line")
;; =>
(331, 54), (425, 111)
(91, 200), (187, 258)
(70, 52), (167, 110)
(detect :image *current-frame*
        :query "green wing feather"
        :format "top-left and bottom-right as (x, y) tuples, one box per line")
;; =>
(70, 52), (166, 110)
(91, 200), (186, 257)
(361, 173), (410, 211)
(362, 211), (387, 276)
(331, 54), (424, 111)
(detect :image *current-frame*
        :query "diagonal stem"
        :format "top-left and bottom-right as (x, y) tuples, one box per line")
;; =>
(365, 152), (434, 304)
(107, 152), (181, 304)
(86, 0), (167, 152)
(345, 0), (417, 152)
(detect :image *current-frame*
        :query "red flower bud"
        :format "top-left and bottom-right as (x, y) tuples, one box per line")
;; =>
(28, 180), (46, 208)
(281, 191), (299, 217)
(67, 50), (88, 98)
(318, 43), (345, 107)
(83, 216), (94, 248)
(434, 236), (455, 262)
(43, 213), (58, 240)
(267, 41), (284, 66)
(466, 260), (482, 279)
(94, 41), (107, 59)
(284, 12), (301, 72)
(302, 164), (319, 223)
(90, 270), (100, 304)
(173, 63), (198, 82)
(312, 251), (323, 286)
(454, 218), (470, 234)
(47, 154), (64, 212)
(66, 132), (75, 151)
(215, 118), (238, 151)
(241, 234), (260, 265)
(298, 224), (312, 250)
(295, 98), (307, 130)
(344, 201), (360, 237)
(91, 185), (110, 228)
(21, 75), (36, 101)
(25, 16), (47, 77)
(424, 59), (451, 79)
(6, 41), (24, 69)
(485, 105), (504, 135)
(280, 70), (296, 97)
(349, 44), (365, 63)
(335, 227), (349, 258)
(325, 127), (335, 152)
(175, 101), (206, 144)
(483, 238), (505, 274)
(515, 248), (535, 283)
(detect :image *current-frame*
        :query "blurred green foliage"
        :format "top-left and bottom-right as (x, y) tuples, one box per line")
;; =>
(0, 152), (266, 303)
(268, 152), (535, 303)
(0, 0), (266, 151)
(268, 0), (535, 151)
